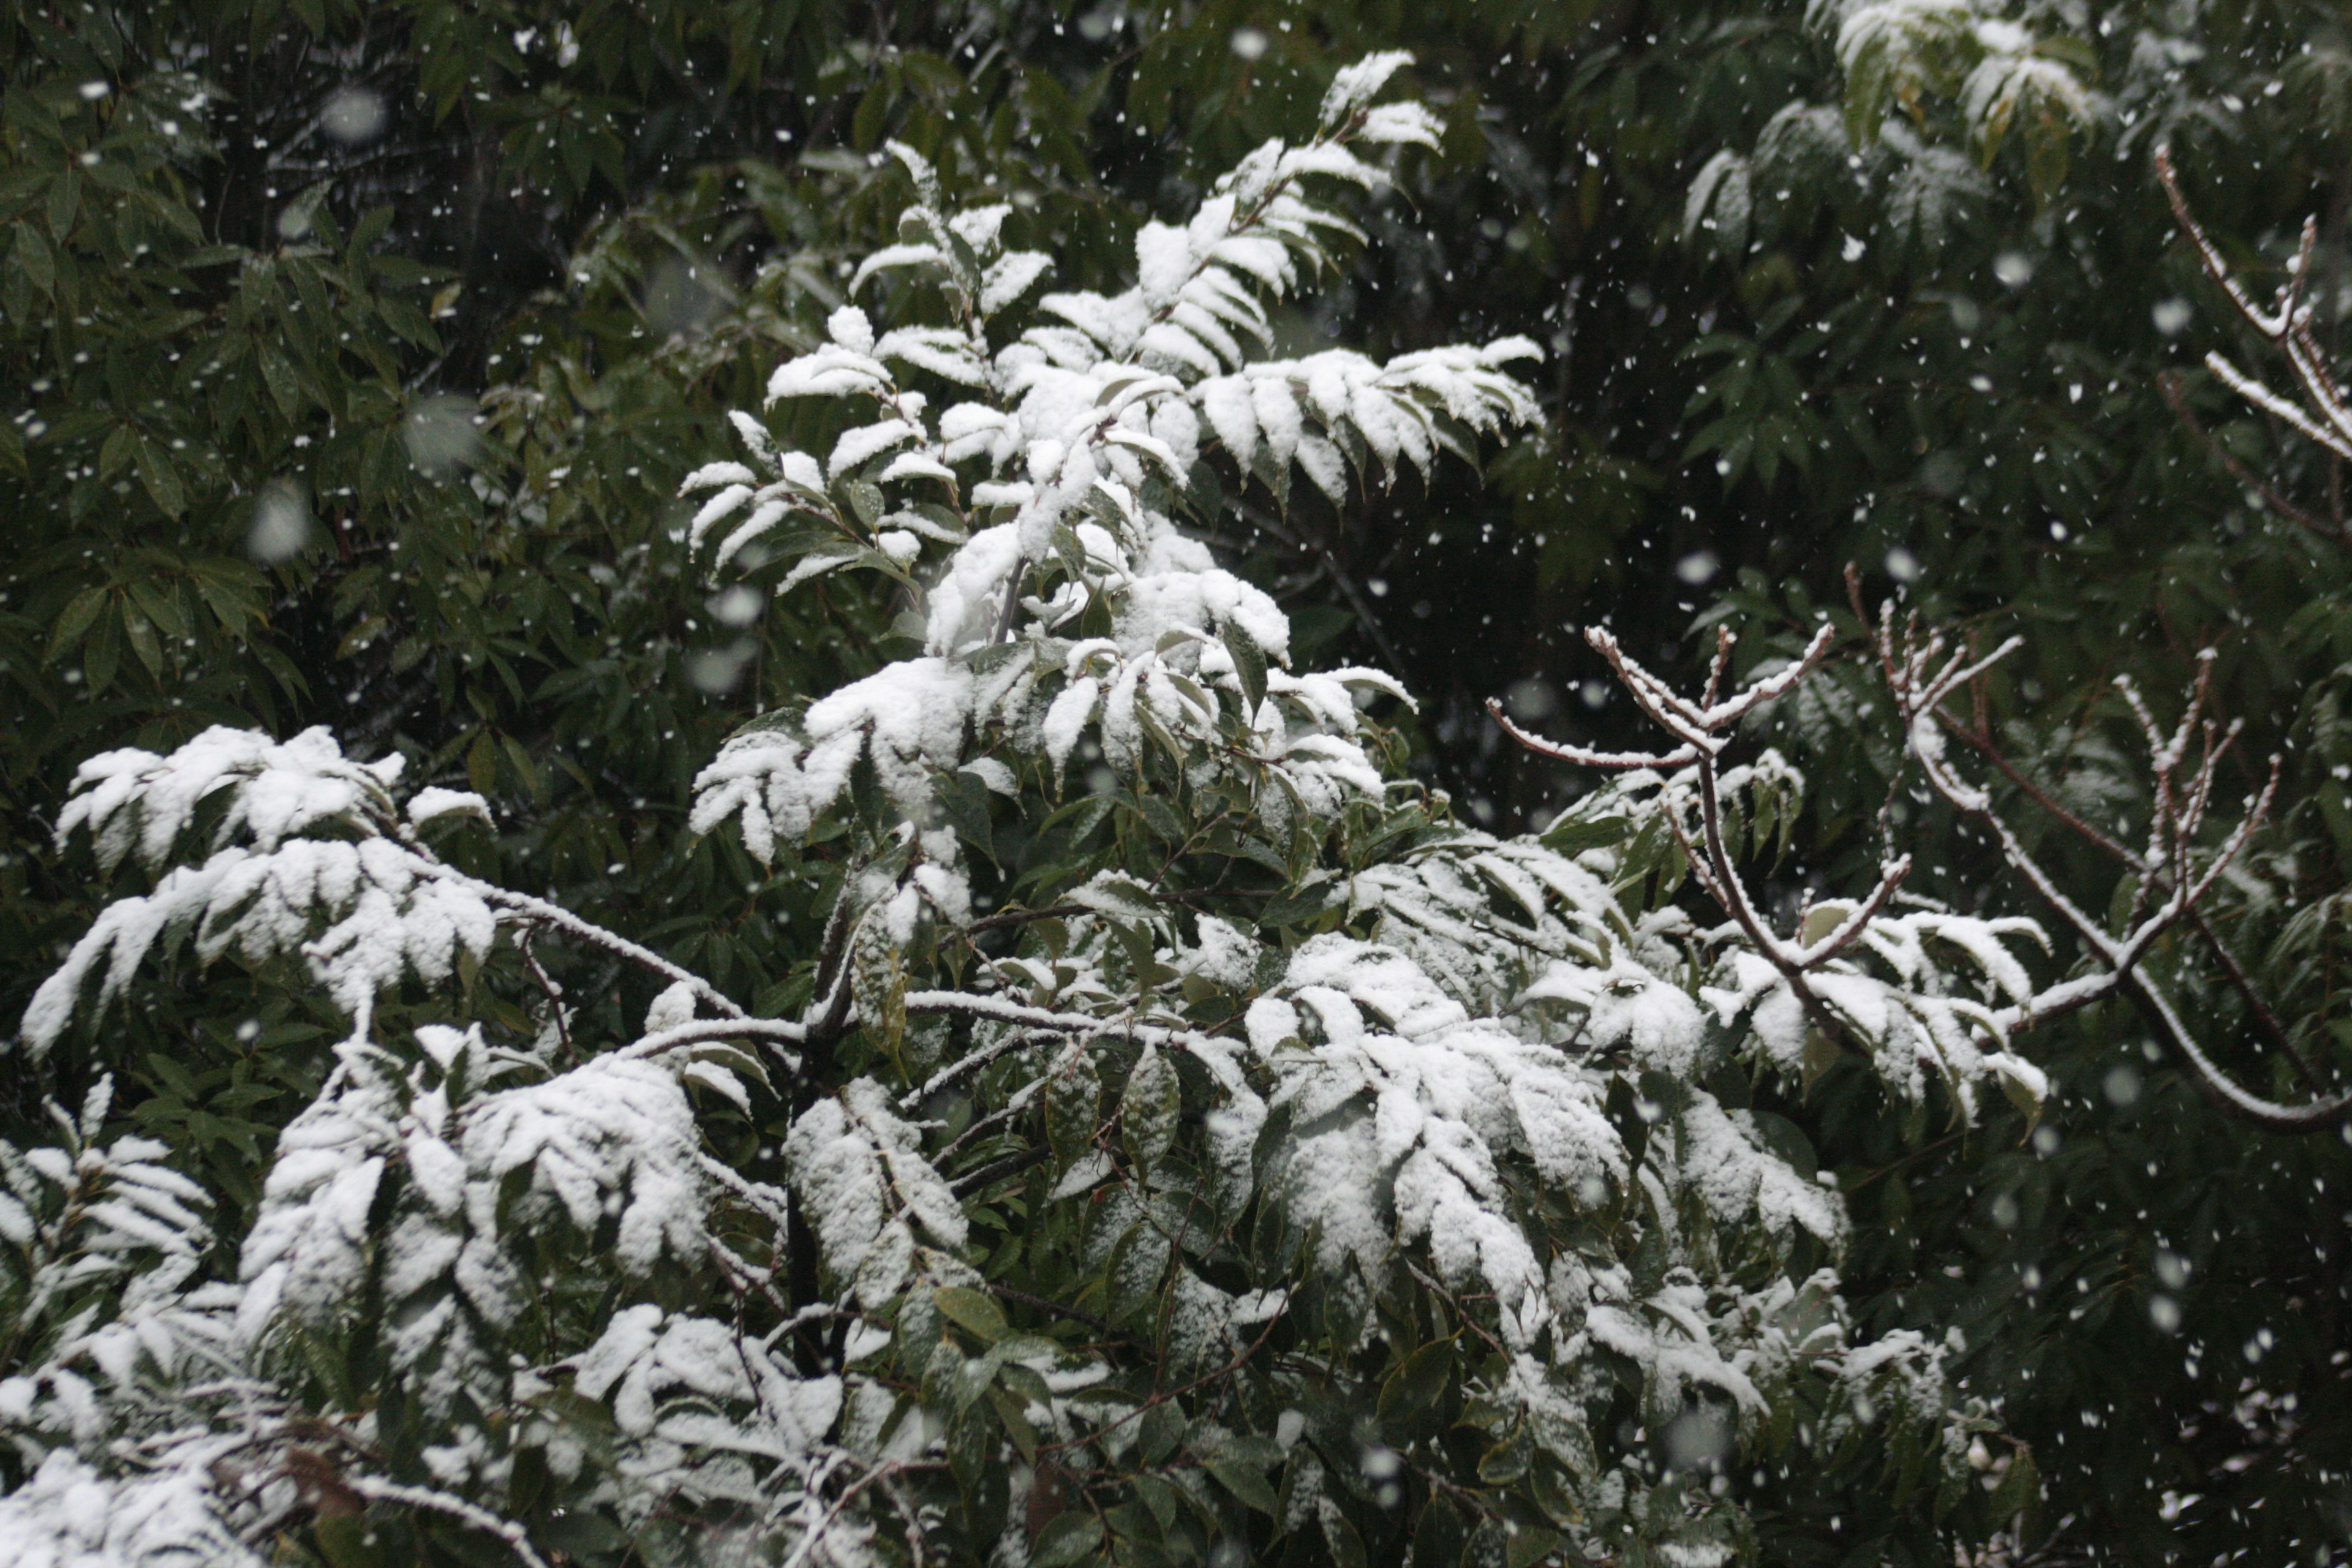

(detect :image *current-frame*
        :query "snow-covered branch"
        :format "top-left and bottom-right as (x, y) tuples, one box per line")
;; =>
(2158, 143), (2352, 467)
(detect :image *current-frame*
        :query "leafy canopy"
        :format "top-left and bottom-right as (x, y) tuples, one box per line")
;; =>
(1, 55), (2059, 1568)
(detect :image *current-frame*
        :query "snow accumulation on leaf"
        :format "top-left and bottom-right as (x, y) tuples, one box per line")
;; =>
(238, 1025), (720, 1422)
(568, 1305), (842, 1524)
(661, 43), (2038, 1551)
(19, 725), (504, 1055)
(20, 838), (499, 1056)
(786, 1079), (967, 1311)
(56, 724), (405, 872)
(679, 80), (1541, 878)
(0, 1449), (266, 1568)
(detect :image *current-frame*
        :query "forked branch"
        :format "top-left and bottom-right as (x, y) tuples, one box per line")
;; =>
(1491, 622), (1909, 1046)
(1849, 565), (2346, 1133)
(2157, 146), (2352, 470)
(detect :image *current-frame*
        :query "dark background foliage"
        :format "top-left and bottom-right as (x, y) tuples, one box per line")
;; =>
(8, 0), (2352, 1561)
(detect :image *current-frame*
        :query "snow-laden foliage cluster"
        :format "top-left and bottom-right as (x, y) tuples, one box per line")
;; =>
(4, 56), (2052, 1567)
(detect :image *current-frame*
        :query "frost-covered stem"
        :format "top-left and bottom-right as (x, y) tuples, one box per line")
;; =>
(1500, 621), (1870, 1038)
(706, 1229), (795, 1322)
(1494, 617), (1915, 1053)
(1589, 622), (1838, 740)
(2157, 144), (2307, 340)
(1483, 699), (1700, 771)
(453, 875), (745, 1019)
(962, 902), (1089, 935)
(2285, 307), (2352, 456)
(758, 1300), (849, 1353)
(2111, 954), (2352, 1133)
(900, 990), (1223, 1059)
(2179, 762), (2280, 914)
(935, 1094), (1034, 1160)
(802, 880), (862, 1052)
(1692, 756), (1852, 1045)
(907, 1023), (1060, 1107)
(2204, 352), (2352, 461)
(1792, 854), (1914, 968)
(343, 1476), (551, 1568)
(698, 1152), (796, 1232)
(875, 1469), (931, 1568)
(1700, 626), (1736, 708)
(948, 1144), (1053, 1196)
(624, 1016), (808, 1058)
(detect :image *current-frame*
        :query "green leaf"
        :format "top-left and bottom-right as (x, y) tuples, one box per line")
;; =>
(982, 1382), (1041, 1463)
(47, 165), (80, 236)
(258, 343), (301, 418)
(1207, 1454), (1280, 1515)
(132, 436), (186, 517)
(1378, 1338), (1453, 1422)
(47, 585), (110, 662)
(124, 578), (188, 640)
(1119, 1044), (1180, 1175)
(466, 730), (499, 797)
(83, 603), (120, 695)
(1505, 1525), (1564, 1568)
(1070, 871), (1158, 921)
(1046, 1055), (1102, 1167)
(15, 224), (54, 296)
(1321, 1509), (1370, 1568)
(1223, 619), (1267, 715)
(1538, 814), (1629, 854)
(1529, 1403), (1596, 1480)
(1477, 1427), (1532, 1485)
(1137, 1399), (1186, 1465)
(933, 1286), (1011, 1344)
(1986, 1441), (2040, 1534)
(121, 600), (163, 679)
(1130, 1472), (1180, 1529)
(938, 767), (997, 864)
(1029, 1512), (1104, 1568)
(499, 732), (545, 802)
(99, 423), (135, 481)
